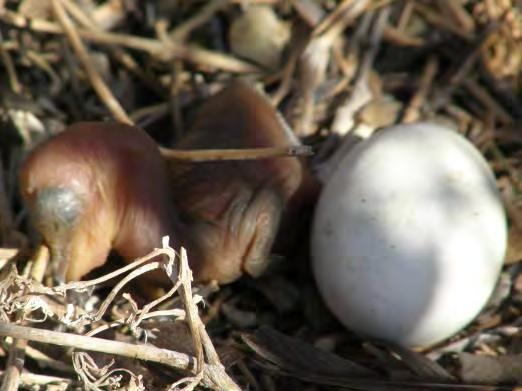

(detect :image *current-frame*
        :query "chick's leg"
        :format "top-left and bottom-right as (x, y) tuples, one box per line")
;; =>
(239, 188), (284, 278)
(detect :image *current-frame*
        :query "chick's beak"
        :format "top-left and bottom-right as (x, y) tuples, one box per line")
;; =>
(27, 186), (83, 284)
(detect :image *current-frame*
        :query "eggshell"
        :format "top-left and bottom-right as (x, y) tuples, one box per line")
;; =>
(312, 122), (507, 347)
(229, 6), (290, 70)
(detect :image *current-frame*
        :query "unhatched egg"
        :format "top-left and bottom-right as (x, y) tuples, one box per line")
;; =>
(312, 122), (507, 347)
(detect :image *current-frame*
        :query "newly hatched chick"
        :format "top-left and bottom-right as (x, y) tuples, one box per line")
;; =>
(19, 122), (174, 284)
(19, 82), (314, 286)
(168, 81), (315, 283)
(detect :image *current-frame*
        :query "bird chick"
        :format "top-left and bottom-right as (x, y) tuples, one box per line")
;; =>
(20, 82), (316, 287)
(167, 81), (316, 283)
(19, 122), (174, 284)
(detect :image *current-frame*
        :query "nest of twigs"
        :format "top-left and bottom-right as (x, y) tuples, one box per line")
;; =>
(0, 0), (521, 390)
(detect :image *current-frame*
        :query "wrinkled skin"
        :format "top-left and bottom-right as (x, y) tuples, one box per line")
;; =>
(20, 81), (317, 286)
(168, 81), (317, 283)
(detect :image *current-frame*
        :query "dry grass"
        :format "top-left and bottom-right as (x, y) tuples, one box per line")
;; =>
(0, 0), (521, 389)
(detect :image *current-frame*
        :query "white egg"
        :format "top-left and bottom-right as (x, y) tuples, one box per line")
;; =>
(312, 122), (507, 347)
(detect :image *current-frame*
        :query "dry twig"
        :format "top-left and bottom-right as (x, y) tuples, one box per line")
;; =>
(0, 240), (239, 390)
(1, 245), (49, 391)
(0, 8), (259, 73)
(402, 56), (439, 123)
(160, 144), (312, 161)
(51, 0), (132, 124)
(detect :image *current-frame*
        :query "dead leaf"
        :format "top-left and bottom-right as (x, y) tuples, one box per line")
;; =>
(242, 325), (375, 378)
(379, 342), (456, 382)
(459, 352), (522, 384)
(506, 226), (522, 264)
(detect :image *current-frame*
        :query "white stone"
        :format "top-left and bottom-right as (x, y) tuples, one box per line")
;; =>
(312, 122), (507, 347)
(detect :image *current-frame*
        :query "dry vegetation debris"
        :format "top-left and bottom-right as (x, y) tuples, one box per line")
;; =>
(0, 0), (521, 390)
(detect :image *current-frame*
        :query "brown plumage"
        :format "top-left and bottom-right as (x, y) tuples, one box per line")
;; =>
(19, 81), (316, 286)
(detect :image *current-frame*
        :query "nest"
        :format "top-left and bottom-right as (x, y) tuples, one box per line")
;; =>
(0, 0), (521, 390)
